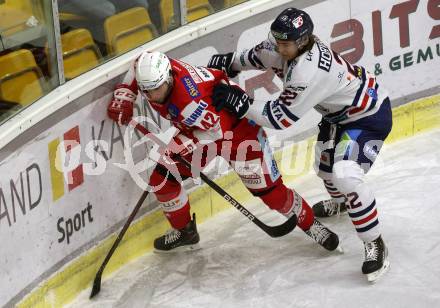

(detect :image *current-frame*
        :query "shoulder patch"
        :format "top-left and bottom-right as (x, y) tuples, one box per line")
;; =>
(168, 103), (180, 118)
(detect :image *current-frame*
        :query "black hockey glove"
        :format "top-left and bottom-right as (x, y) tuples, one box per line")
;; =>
(207, 52), (239, 78)
(212, 84), (253, 119)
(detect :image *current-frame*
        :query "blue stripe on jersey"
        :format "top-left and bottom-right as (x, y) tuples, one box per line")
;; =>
(349, 200), (376, 218)
(356, 218), (379, 233)
(280, 104), (299, 122)
(266, 102), (282, 129)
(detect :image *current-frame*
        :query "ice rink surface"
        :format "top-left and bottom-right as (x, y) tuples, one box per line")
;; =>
(70, 129), (440, 308)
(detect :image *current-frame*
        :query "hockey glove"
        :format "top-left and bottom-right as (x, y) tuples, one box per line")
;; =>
(207, 52), (239, 78)
(107, 85), (136, 125)
(212, 84), (253, 119)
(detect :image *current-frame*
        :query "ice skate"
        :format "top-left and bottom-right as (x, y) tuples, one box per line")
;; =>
(154, 213), (200, 253)
(304, 219), (341, 252)
(362, 236), (390, 283)
(312, 199), (347, 218)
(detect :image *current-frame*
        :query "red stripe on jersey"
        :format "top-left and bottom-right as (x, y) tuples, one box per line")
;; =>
(349, 78), (375, 115)
(280, 119), (291, 128)
(353, 209), (377, 226)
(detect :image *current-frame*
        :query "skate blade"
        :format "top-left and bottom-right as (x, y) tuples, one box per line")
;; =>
(154, 243), (201, 254)
(366, 259), (390, 283)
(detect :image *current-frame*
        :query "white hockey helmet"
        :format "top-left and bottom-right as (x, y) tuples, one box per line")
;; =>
(136, 51), (172, 92)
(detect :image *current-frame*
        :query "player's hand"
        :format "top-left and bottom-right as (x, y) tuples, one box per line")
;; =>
(166, 134), (196, 157)
(212, 84), (253, 119)
(207, 52), (239, 78)
(107, 86), (136, 125)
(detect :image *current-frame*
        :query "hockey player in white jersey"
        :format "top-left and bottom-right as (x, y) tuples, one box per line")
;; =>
(207, 8), (391, 282)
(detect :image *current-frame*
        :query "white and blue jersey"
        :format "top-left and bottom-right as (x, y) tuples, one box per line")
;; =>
(232, 37), (389, 129)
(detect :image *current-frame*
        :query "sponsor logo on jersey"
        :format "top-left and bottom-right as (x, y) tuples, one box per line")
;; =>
(292, 16), (303, 28)
(271, 100), (284, 120)
(182, 100), (208, 126)
(233, 159), (268, 190)
(317, 41), (332, 72)
(270, 159), (280, 179)
(195, 67), (214, 81)
(168, 103), (179, 118)
(182, 76), (201, 98)
(179, 62), (203, 83)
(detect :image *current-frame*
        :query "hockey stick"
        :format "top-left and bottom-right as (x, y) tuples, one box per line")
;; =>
(130, 119), (297, 238)
(90, 190), (149, 298)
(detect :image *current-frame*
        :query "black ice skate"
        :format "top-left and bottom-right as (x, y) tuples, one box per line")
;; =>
(154, 213), (200, 253)
(312, 199), (347, 218)
(362, 235), (390, 282)
(304, 219), (341, 251)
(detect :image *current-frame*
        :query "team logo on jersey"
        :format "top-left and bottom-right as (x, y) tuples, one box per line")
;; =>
(168, 103), (179, 118)
(292, 16), (303, 28)
(182, 76), (200, 98)
(366, 88), (378, 100)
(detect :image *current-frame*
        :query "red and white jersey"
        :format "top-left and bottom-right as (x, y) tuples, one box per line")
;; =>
(121, 57), (257, 144)
(232, 37), (389, 129)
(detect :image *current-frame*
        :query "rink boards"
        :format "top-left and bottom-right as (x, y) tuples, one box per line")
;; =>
(0, 0), (439, 306)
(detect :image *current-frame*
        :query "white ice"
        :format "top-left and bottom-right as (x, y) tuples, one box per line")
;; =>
(70, 129), (440, 308)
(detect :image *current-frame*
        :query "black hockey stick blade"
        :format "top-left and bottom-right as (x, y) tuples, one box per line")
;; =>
(90, 190), (149, 298)
(262, 213), (297, 238)
(90, 269), (103, 298)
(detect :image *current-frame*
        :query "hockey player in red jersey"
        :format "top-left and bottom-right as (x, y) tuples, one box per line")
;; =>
(107, 51), (340, 253)
(208, 8), (390, 282)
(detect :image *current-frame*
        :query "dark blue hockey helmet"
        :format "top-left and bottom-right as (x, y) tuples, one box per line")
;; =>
(270, 8), (314, 42)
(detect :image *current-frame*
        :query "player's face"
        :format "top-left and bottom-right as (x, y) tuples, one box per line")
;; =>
(275, 39), (299, 60)
(144, 82), (171, 104)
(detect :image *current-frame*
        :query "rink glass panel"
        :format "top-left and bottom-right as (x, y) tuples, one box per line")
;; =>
(0, 0), (250, 126)
(0, 0), (59, 125)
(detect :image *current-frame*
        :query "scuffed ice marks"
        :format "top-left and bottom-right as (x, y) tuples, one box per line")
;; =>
(69, 129), (440, 308)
